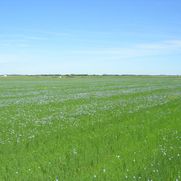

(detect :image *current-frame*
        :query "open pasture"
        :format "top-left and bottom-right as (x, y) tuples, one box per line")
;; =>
(0, 76), (180, 180)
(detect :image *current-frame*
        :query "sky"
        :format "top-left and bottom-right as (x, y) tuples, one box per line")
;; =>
(0, 0), (181, 75)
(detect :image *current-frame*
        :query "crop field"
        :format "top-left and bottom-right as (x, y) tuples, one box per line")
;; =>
(0, 76), (180, 181)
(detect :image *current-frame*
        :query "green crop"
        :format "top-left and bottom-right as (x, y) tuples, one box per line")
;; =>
(0, 76), (180, 180)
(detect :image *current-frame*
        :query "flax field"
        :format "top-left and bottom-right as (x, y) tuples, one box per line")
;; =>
(0, 76), (180, 181)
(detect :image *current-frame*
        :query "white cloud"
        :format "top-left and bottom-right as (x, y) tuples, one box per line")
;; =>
(137, 40), (181, 50)
(72, 39), (181, 59)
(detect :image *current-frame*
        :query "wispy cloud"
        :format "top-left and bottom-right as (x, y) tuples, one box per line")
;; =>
(72, 39), (181, 59)
(136, 40), (181, 50)
(0, 30), (70, 48)
(0, 53), (25, 63)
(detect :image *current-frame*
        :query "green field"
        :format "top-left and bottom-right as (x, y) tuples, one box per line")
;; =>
(0, 76), (180, 181)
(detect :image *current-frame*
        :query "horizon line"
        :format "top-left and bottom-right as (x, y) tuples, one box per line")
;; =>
(0, 74), (181, 76)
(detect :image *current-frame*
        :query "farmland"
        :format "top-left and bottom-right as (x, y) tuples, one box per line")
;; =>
(0, 76), (180, 180)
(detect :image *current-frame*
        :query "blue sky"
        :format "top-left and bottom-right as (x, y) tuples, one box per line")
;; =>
(0, 0), (181, 75)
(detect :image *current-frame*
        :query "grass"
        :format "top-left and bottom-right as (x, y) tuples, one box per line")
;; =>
(0, 76), (180, 180)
